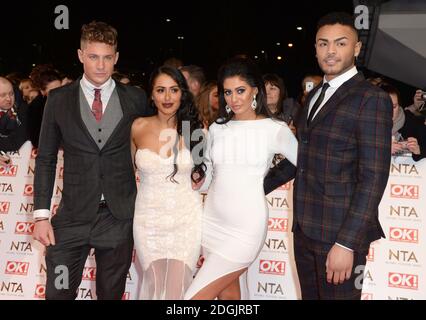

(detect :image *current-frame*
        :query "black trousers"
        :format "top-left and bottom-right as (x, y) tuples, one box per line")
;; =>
(45, 205), (134, 300)
(293, 224), (368, 300)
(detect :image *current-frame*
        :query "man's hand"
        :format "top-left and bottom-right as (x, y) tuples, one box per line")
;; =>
(325, 244), (354, 285)
(33, 220), (56, 247)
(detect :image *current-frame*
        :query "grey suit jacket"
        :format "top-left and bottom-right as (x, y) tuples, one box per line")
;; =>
(34, 79), (154, 221)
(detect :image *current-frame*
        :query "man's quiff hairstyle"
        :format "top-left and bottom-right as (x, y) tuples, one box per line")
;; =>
(317, 12), (359, 40)
(80, 21), (118, 50)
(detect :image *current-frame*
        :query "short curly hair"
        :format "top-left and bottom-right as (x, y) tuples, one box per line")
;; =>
(80, 21), (118, 50)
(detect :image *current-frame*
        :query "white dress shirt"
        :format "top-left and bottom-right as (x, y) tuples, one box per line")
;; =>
(33, 76), (115, 221)
(80, 74), (116, 113)
(307, 66), (358, 252)
(308, 66), (358, 121)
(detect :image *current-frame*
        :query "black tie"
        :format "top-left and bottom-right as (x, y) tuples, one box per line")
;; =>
(307, 82), (330, 126)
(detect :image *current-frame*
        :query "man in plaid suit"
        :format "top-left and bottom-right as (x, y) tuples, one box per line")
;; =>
(264, 12), (393, 299)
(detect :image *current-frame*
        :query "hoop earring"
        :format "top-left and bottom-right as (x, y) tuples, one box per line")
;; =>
(225, 104), (232, 114)
(251, 95), (257, 110)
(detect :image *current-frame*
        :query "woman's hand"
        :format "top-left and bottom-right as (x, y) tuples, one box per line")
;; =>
(406, 137), (420, 155)
(191, 171), (205, 190)
(196, 255), (205, 268)
(391, 141), (404, 155)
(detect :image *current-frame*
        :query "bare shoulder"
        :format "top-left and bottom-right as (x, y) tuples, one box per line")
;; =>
(132, 116), (155, 131)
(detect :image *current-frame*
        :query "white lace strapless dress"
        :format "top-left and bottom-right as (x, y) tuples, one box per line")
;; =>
(133, 148), (202, 300)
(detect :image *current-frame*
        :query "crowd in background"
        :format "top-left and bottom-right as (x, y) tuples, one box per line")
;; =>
(1, 58), (425, 165)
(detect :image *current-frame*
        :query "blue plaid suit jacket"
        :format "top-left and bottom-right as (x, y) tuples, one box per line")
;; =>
(265, 72), (393, 252)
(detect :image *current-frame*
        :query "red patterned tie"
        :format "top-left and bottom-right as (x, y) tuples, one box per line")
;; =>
(92, 89), (103, 122)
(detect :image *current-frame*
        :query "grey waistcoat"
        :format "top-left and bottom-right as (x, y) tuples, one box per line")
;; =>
(79, 87), (123, 150)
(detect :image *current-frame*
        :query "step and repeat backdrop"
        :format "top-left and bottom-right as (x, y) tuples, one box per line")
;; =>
(0, 141), (425, 300)
(249, 156), (426, 300)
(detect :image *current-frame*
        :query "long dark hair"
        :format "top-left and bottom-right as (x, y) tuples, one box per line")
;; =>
(149, 66), (206, 183)
(216, 57), (273, 124)
(263, 73), (288, 117)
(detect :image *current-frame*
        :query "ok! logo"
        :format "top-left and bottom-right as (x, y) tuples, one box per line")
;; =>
(0, 202), (10, 214)
(5, 261), (30, 276)
(259, 260), (286, 276)
(15, 222), (35, 235)
(268, 218), (288, 232)
(390, 184), (419, 199)
(34, 284), (45, 299)
(388, 273), (418, 290)
(23, 184), (34, 197)
(0, 165), (18, 177)
(389, 227), (419, 244)
(82, 267), (96, 281)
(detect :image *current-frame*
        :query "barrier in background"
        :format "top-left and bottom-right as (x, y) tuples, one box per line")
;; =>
(0, 142), (424, 299)
(247, 156), (426, 300)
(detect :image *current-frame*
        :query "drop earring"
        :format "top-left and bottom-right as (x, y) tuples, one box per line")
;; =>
(225, 104), (232, 114)
(251, 95), (257, 110)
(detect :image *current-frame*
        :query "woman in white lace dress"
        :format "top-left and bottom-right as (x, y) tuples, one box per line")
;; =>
(131, 66), (206, 299)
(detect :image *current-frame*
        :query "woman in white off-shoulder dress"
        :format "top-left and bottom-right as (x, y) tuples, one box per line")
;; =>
(131, 66), (206, 300)
(184, 58), (298, 300)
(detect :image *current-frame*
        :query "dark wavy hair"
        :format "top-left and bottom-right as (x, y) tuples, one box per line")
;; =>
(149, 66), (206, 183)
(29, 64), (61, 92)
(216, 57), (273, 124)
